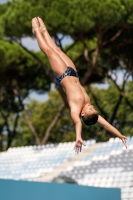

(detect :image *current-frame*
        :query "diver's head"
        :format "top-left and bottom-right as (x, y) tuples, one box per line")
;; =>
(81, 104), (98, 126)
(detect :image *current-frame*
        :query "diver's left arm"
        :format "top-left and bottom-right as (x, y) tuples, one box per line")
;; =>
(98, 115), (127, 148)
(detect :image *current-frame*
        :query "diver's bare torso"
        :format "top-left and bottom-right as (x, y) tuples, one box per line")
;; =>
(61, 76), (90, 113)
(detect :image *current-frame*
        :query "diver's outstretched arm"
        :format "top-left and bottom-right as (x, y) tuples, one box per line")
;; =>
(71, 111), (86, 153)
(98, 115), (128, 148)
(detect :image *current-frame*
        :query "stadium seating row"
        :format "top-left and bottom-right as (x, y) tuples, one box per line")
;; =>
(58, 137), (133, 200)
(0, 137), (133, 200)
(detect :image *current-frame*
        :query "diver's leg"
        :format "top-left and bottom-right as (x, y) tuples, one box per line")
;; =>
(37, 17), (77, 71)
(32, 18), (67, 76)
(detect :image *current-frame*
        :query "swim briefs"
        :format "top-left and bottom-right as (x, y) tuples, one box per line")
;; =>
(55, 66), (79, 84)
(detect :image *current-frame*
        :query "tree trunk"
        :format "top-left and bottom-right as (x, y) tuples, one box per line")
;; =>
(13, 88), (41, 145)
(0, 133), (2, 152)
(41, 104), (65, 144)
(23, 110), (41, 145)
(6, 114), (20, 149)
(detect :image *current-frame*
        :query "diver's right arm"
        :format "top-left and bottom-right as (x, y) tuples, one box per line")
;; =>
(70, 111), (86, 153)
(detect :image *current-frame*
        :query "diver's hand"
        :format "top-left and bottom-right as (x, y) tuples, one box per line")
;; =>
(119, 135), (128, 149)
(74, 138), (86, 153)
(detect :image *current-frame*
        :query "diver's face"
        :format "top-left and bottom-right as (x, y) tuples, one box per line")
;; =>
(81, 104), (97, 116)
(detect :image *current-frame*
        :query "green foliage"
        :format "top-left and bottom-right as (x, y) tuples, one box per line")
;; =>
(12, 82), (133, 146)
(12, 90), (75, 146)
(1, 0), (133, 36)
(0, 39), (51, 150)
(1, 0), (133, 83)
(11, 113), (34, 147)
(0, 0), (133, 149)
(85, 82), (133, 140)
(0, 40), (50, 93)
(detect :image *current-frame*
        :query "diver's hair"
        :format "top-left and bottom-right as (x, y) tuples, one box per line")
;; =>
(81, 113), (98, 126)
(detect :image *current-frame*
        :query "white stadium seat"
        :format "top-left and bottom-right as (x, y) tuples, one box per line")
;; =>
(0, 138), (133, 200)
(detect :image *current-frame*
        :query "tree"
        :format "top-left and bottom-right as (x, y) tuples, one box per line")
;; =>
(11, 82), (133, 147)
(0, 40), (50, 150)
(11, 90), (74, 147)
(0, 0), (133, 150)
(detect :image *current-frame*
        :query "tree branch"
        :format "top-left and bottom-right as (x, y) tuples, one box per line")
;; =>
(13, 88), (41, 145)
(81, 45), (99, 85)
(108, 72), (133, 109)
(0, 126), (3, 151)
(1, 111), (11, 149)
(65, 40), (77, 53)
(23, 110), (41, 145)
(41, 104), (65, 144)
(7, 113), (20, 149)
(88, 85), (108, 119)
(80, 27), (104, 85)
(110, 94), (123, 124)
(103, 29), (123, 47)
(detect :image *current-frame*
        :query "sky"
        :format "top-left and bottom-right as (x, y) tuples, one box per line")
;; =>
(0, 0), (11, 3)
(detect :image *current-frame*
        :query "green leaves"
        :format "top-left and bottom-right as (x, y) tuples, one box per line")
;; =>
(13, 90), (75, 146)
(0, 40), (51, 92)
(0, 0), (133, 150)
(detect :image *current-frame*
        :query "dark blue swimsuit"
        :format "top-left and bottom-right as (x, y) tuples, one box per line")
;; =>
(55, 66), (79, 84)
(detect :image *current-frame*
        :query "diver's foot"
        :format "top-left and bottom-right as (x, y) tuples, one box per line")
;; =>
(37, 17), (47, 33)
(32, 17), (40, 35)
